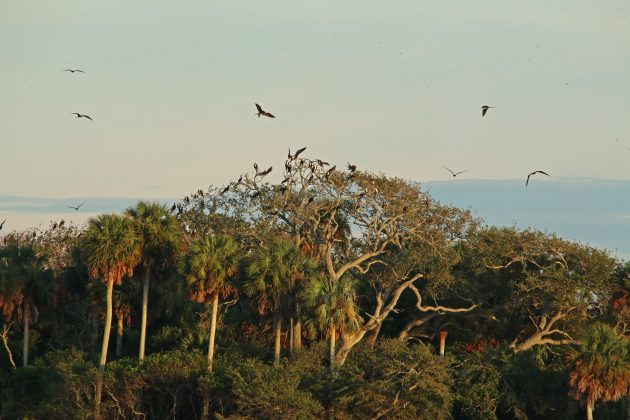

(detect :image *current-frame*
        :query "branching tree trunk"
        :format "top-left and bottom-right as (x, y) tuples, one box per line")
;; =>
(1, 322), (16, 369)
(512, 309), (574, 352)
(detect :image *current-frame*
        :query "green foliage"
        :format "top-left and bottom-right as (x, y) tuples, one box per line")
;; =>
(334, 340), (454, 419)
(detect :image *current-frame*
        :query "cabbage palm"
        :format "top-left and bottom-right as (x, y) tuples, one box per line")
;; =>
(83, 214), (142, 419)
(301, 274), (362, 371)
(245, 239), (315, 367)
(179, 235), (239, 369)
(569, 323), (630, 420)
(126, 201), (182, 361)
(0, 245), (55, 367)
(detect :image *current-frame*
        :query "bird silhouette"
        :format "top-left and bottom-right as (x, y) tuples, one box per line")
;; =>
(307, 197), (315, 205)
(64, 69), (85, 73)
(237, 175), (243, 184)
(293, 147), (307, 159)
(260, 166), (273, 176)
(0, 219), (5, 231)
(481, 105), (495, 117)
(326, 165), (336, 177)
(52, 222), (58, 230)
(317, 159), (329, 167)
(197, 189), (205, 197)
(255, 103), (275, 118)
(254, 163), (259, 173)
(171, 203), (177, 213)
(59, 219), (65, 228)
(220, 185), (230, 195)
(347, 163), (357, 173)
(71, 113), (92, 120)
(66, 201), (86, 211)
(526, 170), (549, 186)
(444, 166), (467, 177)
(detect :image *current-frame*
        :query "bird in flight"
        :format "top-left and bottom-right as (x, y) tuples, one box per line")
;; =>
(66, 201), (86, 211)
(71, 113), (92, 120)
(481, 105), (495, 117)
(525, 170), (549, 186)
(444, 166), (467, 178)
(255, 103), (275, 118)
(64, 69), (85, 73)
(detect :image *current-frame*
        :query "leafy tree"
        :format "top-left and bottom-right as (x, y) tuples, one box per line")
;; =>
(126, 201), (182, 361)
(0, 245), (55, 367)
(301, 274), (361, 371)
(246, 238), (315, 367)
(83, 213), (142, 419)
(569, 323), (630, 420)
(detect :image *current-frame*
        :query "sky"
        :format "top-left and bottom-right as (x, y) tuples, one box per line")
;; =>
(1, 1), (629, 256)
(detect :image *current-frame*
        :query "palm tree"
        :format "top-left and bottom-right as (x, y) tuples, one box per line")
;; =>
(569, 323), (630, 420)
(245, 239), (315, 367)
(301, 274), (362, 371)
(126, 201), (182, 361)
(178, 234), (239, 370)
(83, 214), (141, 419)
(0, 245), (55, 367)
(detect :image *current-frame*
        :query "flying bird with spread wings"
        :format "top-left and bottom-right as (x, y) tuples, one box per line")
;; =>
(71, 113), (92, 120)
(525, 170), (549, 186)
(64, 69), (85, 73)
(255, 103), (275, 118)
(481, 105), (495, 117)
(444, 166), (468, 178)
(66, 201), (86, 211)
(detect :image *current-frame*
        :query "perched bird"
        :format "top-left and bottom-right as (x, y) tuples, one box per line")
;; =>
(59, 219), (65, 228)
(307, 197), (315, 205)
(0, 219), (5, 231)
(526, 170), (549, 186)
(254, 163), (259, 173)
(171, 203), (177, 213)
(237, 175), (243, 184)
(64, 69), (85, 73)
(281, 177), (291, 184)
(444, 166), (467, 177)
(260, 166), (273, 176)
(220, 185), (230, 195)
(197, 189), (205, 197)
(481, 105), (495, 117)
(293, 147), (307, 159)
(326, 165), (336, 177)
(52, 222), (58, 230)
(317, 159), (329, 167)
(255, 103), (275, 118)
(66, 201), (86, 211)
(347, 163), (357, 173)
(71, 113), (92, 120)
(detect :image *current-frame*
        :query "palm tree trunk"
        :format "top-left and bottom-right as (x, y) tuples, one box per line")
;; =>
(586, 400), (593, 420)
(201, 292), (219, 420)
(95, 278), (114, 420)
(208, 292), (219, 370)
(329, 326), (336, 372)
(116, 314), (123, 357)
(274, 314), (282, 368)
(139, 269), (150, 361)
(439, 331), (448, 356)
(289, 317), (294, 356)
(294, 319), (302, 351)
(22, 303), (29, 368)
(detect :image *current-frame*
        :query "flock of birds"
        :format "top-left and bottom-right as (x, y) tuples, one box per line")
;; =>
(251, 101), (550, 187)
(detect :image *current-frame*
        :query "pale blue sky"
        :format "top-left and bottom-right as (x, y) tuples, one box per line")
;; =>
(1, 1), (629, 256)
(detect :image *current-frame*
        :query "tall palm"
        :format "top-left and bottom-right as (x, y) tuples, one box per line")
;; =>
(301, 274), (362, 371)
(83, 214), (141, 419)
(126, 201), (182, 361)
(569, 323), (630, 420)
(245, 239), (315, 367)
(0, 245), (55, 367)
(179, 235), (239, 367)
